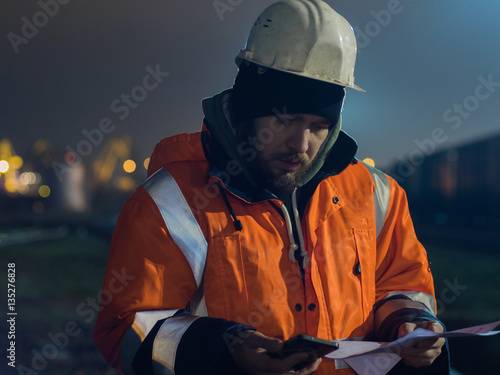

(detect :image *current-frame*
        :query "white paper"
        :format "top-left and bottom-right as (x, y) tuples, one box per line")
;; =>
(325, 320), (500, 375)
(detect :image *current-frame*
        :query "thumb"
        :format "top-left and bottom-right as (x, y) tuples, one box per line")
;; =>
(398, 322), (416, 338)
(426, 321), (444, 333)
(427, 322), (438, 332)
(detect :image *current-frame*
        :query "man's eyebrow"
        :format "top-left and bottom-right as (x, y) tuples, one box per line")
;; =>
(317, 120), (331, 126)
(314, 118), (331, 123)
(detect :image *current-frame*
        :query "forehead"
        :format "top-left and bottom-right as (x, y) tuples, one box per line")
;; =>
(276, 113), (331, 123)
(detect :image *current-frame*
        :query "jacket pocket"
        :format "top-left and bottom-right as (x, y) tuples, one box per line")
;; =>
(352, 221), (376, 319)
(205, 234), (250, 320)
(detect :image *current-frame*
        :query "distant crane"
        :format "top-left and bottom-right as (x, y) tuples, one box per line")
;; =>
(92, 136), (138, 192)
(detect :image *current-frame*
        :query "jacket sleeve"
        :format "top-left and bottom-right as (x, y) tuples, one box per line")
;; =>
(370, 172), (450, 373)
(92, 188), (249, 374)
(374, 174), (436, 311)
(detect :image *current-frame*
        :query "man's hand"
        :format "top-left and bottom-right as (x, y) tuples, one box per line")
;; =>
(398, 320), (445, 368)
(232, 331), (322, 375)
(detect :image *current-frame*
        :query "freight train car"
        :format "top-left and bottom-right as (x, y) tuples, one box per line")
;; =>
(389, 133), (500, 232)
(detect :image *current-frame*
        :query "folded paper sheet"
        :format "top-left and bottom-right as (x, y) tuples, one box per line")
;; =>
(326, 320), (500, 375)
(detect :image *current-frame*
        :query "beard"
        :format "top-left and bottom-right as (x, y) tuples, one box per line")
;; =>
(249, 151), (312, 195)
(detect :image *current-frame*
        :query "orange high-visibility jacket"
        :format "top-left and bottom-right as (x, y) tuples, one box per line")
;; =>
(93, 129), (436, 375)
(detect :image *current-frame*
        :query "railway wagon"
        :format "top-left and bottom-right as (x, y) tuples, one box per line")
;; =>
(389, 133), (500, 230)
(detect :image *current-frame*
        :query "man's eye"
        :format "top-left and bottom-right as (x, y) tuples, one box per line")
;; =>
(314, 123), (331, 130)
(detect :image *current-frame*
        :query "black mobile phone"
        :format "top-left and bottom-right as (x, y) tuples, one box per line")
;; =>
(269, 335), (339, 370)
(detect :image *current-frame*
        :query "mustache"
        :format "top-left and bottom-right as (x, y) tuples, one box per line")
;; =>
(273, 153), (308, 163)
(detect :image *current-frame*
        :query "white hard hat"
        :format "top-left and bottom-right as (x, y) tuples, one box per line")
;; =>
(236, 0), (364, 92)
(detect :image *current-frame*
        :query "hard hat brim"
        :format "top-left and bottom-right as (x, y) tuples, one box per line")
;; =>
(236, 55), (365, 92)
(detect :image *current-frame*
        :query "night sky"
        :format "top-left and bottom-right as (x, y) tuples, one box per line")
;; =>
(2, 0), (500, 170)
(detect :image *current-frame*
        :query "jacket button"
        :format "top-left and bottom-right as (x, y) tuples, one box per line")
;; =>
(308, 303), (316, 311)
(332, 196), (340, 204)
(354, 262), (361, 276)
(295, 304), (303, 312)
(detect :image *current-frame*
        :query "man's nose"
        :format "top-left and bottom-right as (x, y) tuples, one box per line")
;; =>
(287, 127), (310, 154)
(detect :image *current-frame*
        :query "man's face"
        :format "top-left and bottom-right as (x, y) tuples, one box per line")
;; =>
(249, 113), (331, 195)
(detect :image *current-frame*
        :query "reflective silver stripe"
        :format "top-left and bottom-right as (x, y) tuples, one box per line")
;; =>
(190, 277), (208, 317)
(361, 161), (391, 238)
(121, 310), (181, 374)
(385, 290), (436, 313)
(152, 316), (200, 374)
(143, 168), (208, 288)
(144, 168), (209, 316)
(120, 170), (209, 372)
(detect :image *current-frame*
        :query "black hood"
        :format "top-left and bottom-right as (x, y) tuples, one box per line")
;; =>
(201, 89), (358, 203)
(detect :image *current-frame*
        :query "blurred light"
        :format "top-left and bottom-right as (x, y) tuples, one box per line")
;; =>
(39, 185), (51, 198)
(5, 179), (17, 193)
(0, 160), (9, 173)
(20, 172), (30, 185)
(123, 160), (136, 173)
(20, 172), (37, 185)
(62, 162), (87, 213)
(144, 157), (150, 170)
(34, 172), (42, 184)
(17, 184), (29, 194)
(33, 201), (44, 214)
(115, 176), (136, 191)
(363, 158), (376, 168)
(10, 155), (23, 169)
(64, 152), (77, 165)
(34, 139), (49, 153)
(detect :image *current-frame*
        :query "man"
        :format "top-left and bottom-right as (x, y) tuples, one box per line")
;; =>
(93, 1), (448, 374)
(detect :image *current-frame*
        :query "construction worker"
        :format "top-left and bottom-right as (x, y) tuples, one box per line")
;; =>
(93, 1), (449, 374)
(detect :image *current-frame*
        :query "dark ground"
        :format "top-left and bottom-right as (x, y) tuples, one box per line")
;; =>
(0, 224), (498, 375)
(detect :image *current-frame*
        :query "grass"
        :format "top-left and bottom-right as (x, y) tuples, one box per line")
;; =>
(423, 241), (500, 374)
(1, 232), (119, 375)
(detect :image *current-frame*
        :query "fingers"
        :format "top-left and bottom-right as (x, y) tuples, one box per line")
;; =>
(402, 334), (445, 368)
(266, 355), (321, 375)
(296, 358), (322, 374)
(398, 320), (444, 338)
(402, 345), (443, 367)
(232, 331), (320, 375)
(398, 321), (444, 348)
(244, 331), (283, 353)
(264, 352), (311, 373)
(398, 320), (446, 368)
(415, 321), (445, 348)
(244, 352), (313, 374)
